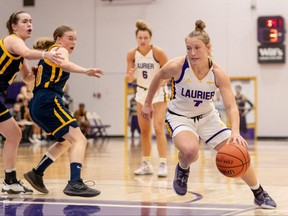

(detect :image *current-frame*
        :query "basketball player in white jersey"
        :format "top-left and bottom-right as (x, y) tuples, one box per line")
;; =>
(126, 20), (169, 177)
(141, 20), (276, 209)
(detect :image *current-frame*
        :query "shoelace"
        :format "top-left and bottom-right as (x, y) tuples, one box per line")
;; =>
(16, 180), (30, 190)
(72, 180), (96, 189)
(84, 180), (96, 187)
(142, 161), (152, 170)
(159, 162), (166, 169)
(177, 170), (189, 185)
(261, 192), (272, 201)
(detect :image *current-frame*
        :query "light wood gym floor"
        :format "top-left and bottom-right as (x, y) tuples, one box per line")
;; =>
(0, 137), (287, 215)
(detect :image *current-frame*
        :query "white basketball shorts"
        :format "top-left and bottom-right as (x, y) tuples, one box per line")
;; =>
(135, 85), (168, 105)
(165, 108), (231, 149)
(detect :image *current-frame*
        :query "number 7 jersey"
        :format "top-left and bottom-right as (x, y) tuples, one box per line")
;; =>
(168, 57), (217, 117)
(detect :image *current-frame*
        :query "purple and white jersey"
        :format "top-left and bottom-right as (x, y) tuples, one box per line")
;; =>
(168, 57), (217, 117)
(135, 48), (160, 89)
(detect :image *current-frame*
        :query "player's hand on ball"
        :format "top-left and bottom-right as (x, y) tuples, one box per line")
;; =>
(85, 68), (104, 77)
(227, 132), (248, 148)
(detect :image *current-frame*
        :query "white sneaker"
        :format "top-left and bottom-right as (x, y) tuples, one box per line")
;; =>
(2, 181), (33, 195)
(134, 161), (153, 175)
(29, 137), (41, 145)
(158, 162), (168, 177)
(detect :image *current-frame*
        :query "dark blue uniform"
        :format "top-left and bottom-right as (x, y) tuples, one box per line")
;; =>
(0, 35), (24, 122)
(29, 45), (78, 141)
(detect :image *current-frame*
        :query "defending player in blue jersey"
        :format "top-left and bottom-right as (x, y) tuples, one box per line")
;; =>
(23, 25), (103, 197)
(1, 11), (61, 195)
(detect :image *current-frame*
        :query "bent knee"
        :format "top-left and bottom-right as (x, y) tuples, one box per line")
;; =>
(6, 129), (22, 143)
(179, 146), (199, 161)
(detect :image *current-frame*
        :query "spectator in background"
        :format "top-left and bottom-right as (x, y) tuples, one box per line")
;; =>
(10, 102), (26, 132)
(74, 103), (90, 137)
(16, 83), (42, 144)
(16, 82), (33, 102)
(63, 84), (73, 112)
(235, 85), (254, 138)
(128, 95), (141, 140)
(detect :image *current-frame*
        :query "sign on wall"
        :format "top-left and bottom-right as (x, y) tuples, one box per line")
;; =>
(258, 44), (285, 63)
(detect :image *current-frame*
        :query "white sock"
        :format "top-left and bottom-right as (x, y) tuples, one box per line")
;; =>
(179, 163), (189, 170)
(46, 152), (56, 161)
(159, 158), (167, 164)
(250, 181), (260, 190)
(143, 156), (151, 163)
(5, 168), (16, 173)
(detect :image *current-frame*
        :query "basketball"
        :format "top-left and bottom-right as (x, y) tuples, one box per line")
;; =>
(216, 143), (250, 178)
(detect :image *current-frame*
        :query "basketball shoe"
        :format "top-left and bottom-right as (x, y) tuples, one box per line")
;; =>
(134, 161), (153, 175)
(157, 162), (167, 177)
(254, 191), (277, 209)
(63, 179), (101, 197)
(2, 180), (33, 195)
(24, 169), (49, 194)
(173, 163), (190, 196)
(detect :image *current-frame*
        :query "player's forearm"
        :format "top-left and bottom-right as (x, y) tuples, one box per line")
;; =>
(228, 108), (241, 133)
(60, 61), (86, 74)
(144, 78), (162, 104)
(22, 49), (43, 60)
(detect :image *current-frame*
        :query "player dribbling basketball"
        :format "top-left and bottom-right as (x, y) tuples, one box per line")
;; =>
(141, 19), (276, 209)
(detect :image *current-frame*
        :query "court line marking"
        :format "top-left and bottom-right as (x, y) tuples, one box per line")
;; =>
(1, 200), (252, 212)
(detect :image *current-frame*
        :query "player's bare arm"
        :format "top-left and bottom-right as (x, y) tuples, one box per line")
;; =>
(126, 49), (137, 83)
(215, 65), (247, 146)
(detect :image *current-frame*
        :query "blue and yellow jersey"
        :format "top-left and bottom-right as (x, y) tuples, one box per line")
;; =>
(34, 44), (70, 96)
(0, 34), (24, 92)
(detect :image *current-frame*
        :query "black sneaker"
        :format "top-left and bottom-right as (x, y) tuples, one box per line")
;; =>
(173, 163), (190, 196)
(63, 179), (101, 197)
(254, 191), (277, 209)
(2, 180), (33, 195)
(24, 169), (49, 194)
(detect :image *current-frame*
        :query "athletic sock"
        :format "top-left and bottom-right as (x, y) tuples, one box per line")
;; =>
(4, 169), (17, 184)
(251, 184), (264, 198)
(70, 162), (82, 183)
(143, 156), (151, 163)
(34, 153), (55, 176)
(178, 163), (190, 170)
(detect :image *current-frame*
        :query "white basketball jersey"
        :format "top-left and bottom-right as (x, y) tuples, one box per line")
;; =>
(168, 58), (217, 117)
(134, 48), (160, 89)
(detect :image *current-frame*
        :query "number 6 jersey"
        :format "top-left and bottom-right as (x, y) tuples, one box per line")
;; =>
(134, 46), (160, 89)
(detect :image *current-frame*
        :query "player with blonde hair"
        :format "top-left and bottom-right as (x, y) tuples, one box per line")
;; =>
(126, 20), (169, 177)
(24, 25), (103, 197)
(141, 20), (276, 209)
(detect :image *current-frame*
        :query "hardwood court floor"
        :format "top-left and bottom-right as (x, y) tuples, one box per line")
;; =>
(0, 137), (287, 215)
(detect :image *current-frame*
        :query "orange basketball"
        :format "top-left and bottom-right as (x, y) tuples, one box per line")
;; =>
(216, 143), (250, 178)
